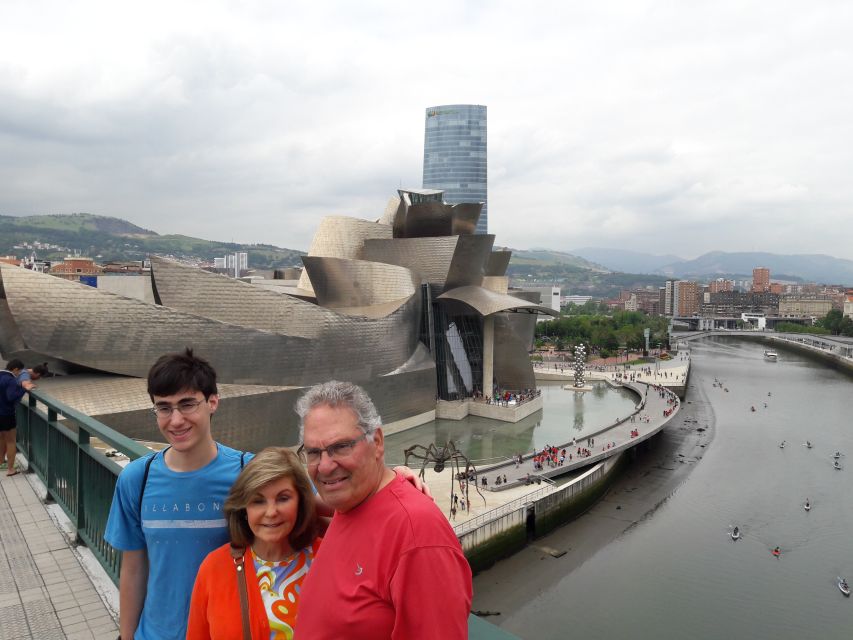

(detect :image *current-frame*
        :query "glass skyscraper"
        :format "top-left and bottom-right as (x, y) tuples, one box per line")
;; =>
(422, 104), (488, 234)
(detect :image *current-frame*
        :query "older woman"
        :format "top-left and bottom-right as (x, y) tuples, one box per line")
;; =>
(187, 447), (320, 639)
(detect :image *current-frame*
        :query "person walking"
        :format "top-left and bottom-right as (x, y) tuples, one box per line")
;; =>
(1, 359), (35, 475)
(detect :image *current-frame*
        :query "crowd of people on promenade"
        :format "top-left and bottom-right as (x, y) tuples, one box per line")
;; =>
(532, 445), (569, 470)
(4, 350), (474, 640)
(481, 388), (541, 407)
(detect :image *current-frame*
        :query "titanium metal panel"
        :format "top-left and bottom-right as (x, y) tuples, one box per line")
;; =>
(378, 196), (401, 226)
(296, 216), (393, 293)
(151, 257), (324, 338)
(437, 285), (560, 318)
(0, 264), (423, 388)
(361, 237), (462, 289)
(151, 257), (418, 344)
(301, 257), (418, 311)
(402, 202), (454, 238)
(445, 234), (494, 290)
(485, 251), (512, 277)
(450, 203), (482, 236)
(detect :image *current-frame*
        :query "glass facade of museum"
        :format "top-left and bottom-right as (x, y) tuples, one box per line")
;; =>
(423, 104), (488, 234)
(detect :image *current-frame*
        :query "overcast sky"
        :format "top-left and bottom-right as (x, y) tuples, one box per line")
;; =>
(2, 1), (852, 259)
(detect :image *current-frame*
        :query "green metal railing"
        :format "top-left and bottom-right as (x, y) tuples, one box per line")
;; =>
(15, 389), (150, 584)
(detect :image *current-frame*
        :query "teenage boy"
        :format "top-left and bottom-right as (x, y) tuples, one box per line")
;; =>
(105, 349), (248, 640)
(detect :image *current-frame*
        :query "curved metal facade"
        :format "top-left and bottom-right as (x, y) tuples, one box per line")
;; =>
(296, 216), (393, 293)
(1, 263), (426, 390)
(437, 286), (559, 318)
(301, 257), (418, 312)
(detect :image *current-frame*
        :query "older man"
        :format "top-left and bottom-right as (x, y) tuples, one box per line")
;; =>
(294, 381), (472, 639)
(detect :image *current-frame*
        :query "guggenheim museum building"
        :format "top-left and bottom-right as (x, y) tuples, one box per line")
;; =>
(0, 189), (556, 450)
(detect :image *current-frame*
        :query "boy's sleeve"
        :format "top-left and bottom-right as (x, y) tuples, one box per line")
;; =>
(104, 460), (147, 551)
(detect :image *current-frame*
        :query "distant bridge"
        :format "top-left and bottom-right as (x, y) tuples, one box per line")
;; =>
(672, 330), (853, 363)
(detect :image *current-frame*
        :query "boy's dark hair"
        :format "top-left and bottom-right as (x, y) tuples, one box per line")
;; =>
(147, 348), (218, 400)
(32, 363), (50, 377)
(5, 358), (24, 371)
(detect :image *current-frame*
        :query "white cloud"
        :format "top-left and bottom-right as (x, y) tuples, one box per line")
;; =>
(1, 0), (852, 259)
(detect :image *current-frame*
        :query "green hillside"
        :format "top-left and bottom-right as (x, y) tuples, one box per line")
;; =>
(507, 248), (667, 298)
(0, 213), (305, 269)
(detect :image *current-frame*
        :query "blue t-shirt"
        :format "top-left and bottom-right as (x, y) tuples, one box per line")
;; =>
(105, 443), (251, 640)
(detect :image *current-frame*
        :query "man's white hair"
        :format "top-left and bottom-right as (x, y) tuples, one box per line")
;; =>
(295, 380), (382, 441)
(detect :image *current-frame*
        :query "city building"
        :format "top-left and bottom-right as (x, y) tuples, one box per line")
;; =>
(563, 295), (592, 307)
(778, 296), (833, 318)
(708, 278), (735, 294)
(423, 104), (488, 234)
(523, 285), (561, 320)
(213, 252), (249, 277)
(49, 257), (103, 282)
(664, 280), (676, 316)
(674, 281), (700, 316)
(700, 291), (780, 317)
(618, 288), (662, 315)
(752, 267), (770, 293)
(844, 293), (853, 319)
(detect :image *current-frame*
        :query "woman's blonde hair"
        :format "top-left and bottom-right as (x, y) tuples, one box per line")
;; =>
(224, 447), (317, 551)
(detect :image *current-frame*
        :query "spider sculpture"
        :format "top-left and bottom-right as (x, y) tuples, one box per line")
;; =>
(404, 441), (486, 515)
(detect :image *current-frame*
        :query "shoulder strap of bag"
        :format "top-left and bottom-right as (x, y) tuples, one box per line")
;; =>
(138, 447), (170, 521)
(230, 545), (252, 640)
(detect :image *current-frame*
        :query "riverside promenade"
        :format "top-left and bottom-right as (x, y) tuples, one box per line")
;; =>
(0, 473), (118, 640)
(416, 375), (684, 533)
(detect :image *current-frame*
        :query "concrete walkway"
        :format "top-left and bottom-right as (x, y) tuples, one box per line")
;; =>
(0, 472), (118, 640)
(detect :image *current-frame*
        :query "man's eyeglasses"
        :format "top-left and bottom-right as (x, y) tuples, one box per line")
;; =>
(152, 399), (206, 419)
(298, 434), (368, 465)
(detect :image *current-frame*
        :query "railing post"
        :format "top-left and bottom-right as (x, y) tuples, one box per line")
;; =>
(27, 394), (36, 462)
(75, 426), (89, 544)
(46, 406), (56, 495)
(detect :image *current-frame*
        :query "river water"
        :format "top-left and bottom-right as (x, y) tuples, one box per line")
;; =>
(474, 337), (853, 639)
(384, 381), (637, 466)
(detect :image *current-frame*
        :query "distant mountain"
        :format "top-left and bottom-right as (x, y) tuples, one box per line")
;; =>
(568, 246), (853, 285)
(0, 213), (304, 270)
(570, 247), (684, 274)
(658, 251), (853, 285)
(508, 248), (609, 272)
(506, 248), (667, 298)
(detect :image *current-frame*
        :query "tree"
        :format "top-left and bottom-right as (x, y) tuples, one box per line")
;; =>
(819, 309), (844, 334)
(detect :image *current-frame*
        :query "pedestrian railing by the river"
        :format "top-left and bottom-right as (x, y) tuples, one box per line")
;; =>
(453, 481), (560, 536)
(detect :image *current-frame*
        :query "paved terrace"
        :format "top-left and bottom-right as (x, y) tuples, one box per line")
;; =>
(0, 474), (118, 640)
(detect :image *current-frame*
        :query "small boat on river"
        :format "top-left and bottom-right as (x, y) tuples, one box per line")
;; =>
(772, 547), (781, 558)
(731, 527), (741, 541)
(834, 460), (842, 470)
(839, 577), (850, 597)
(764, 350), (778, 361)
(780, 441), (786, 449)
(833, 451), (842, 459)
(804, 501), (811, 512)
